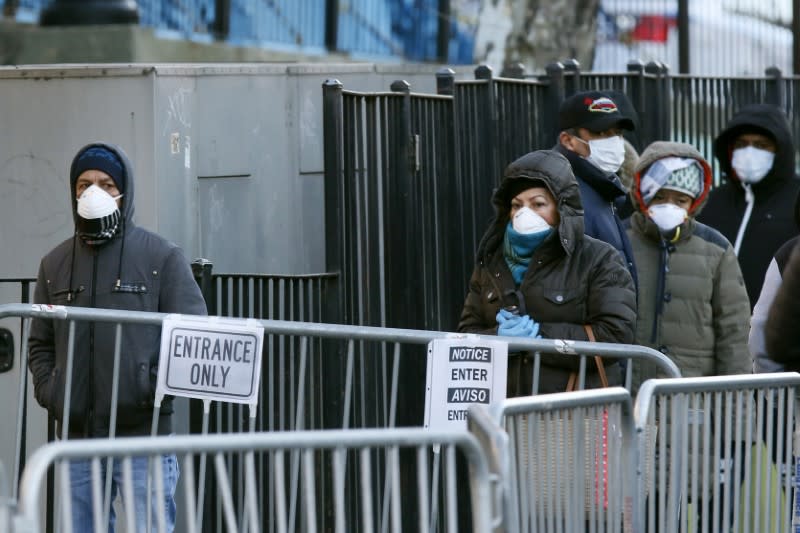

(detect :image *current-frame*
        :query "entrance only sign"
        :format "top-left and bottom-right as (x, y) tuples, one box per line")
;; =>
(155, 314), (265, 406)
(424, 337), (508, 431)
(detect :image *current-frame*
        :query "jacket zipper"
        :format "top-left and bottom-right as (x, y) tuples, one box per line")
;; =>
(651, 240), (669, 344)
(87, 250), (98, 437)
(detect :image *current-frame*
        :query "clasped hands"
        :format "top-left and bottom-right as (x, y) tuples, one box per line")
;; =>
(495, 308), (541, 338)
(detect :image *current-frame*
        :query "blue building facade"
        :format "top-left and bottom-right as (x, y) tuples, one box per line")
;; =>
(3, 0), (478, 64)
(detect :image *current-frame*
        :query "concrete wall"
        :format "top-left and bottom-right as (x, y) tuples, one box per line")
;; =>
(0, 62), (471, 277)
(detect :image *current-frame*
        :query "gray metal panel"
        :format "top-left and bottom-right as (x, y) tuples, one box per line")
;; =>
(0, 70), (156, 278)
(0, 62), (476, 278)
(152, 69), (323, 274)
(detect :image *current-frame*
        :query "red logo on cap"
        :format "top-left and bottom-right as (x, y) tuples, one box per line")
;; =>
(588, 97), (618, 113)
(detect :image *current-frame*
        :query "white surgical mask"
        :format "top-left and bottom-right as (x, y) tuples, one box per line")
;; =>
(648, 203), (688, 232)
(77, 184), (122, 220)
(512, 206), (551, 234)
(731, 146), (775, 184)
(576, 135), (626, 174)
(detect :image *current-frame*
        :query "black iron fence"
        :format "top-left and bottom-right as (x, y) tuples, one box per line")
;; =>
(322, 60), (800, 338)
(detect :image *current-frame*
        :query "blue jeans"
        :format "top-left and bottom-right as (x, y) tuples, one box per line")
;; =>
(68, 454), (179, 533)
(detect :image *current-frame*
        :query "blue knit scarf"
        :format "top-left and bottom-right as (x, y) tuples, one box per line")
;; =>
(503, 222), (552, 285)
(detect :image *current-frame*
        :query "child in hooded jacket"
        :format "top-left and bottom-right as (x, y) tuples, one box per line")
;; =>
(625, 141), (751, 388)
(627, 141), (755, 531)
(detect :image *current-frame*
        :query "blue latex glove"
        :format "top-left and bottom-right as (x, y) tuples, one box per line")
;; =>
(496, 309), (541, 338)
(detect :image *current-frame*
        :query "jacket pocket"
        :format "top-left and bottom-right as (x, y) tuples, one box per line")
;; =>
(542, 287), (582, 306)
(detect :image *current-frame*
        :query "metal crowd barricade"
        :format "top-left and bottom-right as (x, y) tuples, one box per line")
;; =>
(0, 302), (680, 533)
(634, 373), (800, 533)
(11, 428), (493, 533)
(476, 387), (642, 533)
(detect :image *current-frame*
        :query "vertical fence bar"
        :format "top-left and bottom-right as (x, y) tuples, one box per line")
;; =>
(677, 0), (690, 74)
(626, 60), (646, 150)
(562, 58), (581, 96)
(474, 65), (500, 183)
(766, 66), (786, 108)
(322, 79), (346, 326)
(388, 80), (414, 329)
(545, 62), (566, 145)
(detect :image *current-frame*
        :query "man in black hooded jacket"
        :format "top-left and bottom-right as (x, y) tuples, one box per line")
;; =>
(697, 104), (800, 309)
(28, 142), (207, 532)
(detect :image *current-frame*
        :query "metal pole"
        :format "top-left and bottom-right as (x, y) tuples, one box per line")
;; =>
(794, 0), (800, 74)
(474, 65), (499, 181)
(765, 66), (785, 108)
(677, 0), (690, 73)
(212, 0), (230, 41)
(191, 258), (214, 315)
(545, 62), (566, 142)
(322, 79), (345, 326)
(562, 58), (581, 96)
(325, 0), (340, 52)
(437, 0), (450, 63)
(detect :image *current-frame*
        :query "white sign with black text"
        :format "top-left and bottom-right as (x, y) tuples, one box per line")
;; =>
(156, 314), (264, 406)
(424, 337), (508, 430)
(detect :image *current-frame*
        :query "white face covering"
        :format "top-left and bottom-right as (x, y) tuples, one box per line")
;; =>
(731, 146), (775, 184)
(512, 206), (551, 234)
(648, 203), (688, 232)
(580, 135), (626, 174)
(77, 184), (122, 220)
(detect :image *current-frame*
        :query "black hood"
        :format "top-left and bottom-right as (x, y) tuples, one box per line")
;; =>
(476, 150), (584, 260)
(69, 142), (135, 227)
(713, 104), (795, 188)
(66, 142), (136, 292)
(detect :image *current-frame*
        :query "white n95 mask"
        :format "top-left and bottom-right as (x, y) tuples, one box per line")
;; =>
(648, 203), (688, 232)
(731, 146), (775, 184)
(512, 206), (551, 234)
(76, 184), (123, 244)
(586, 135), (625, 174)
(77, 184), (122, 220)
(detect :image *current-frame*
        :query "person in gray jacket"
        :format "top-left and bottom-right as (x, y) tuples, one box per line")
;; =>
(28, 143), (207, 533)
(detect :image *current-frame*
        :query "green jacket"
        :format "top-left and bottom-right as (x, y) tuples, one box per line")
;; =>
(627, 141), (751, 387)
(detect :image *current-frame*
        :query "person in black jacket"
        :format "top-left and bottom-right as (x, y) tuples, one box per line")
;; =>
(696, 104), (800, 309)
(28, 143), (208, 532)
(766, 242), (800, 368)
(555, 90), (638, 287)
(457, 150), (636, 395)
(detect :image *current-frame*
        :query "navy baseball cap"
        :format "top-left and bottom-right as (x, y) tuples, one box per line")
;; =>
(559, 91), (636, 133)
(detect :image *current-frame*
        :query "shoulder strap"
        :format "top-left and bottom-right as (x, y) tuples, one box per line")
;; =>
(583, 324), (609, 388)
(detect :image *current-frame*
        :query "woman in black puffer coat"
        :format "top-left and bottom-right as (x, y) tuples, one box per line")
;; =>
(457, 150), (637, 396)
